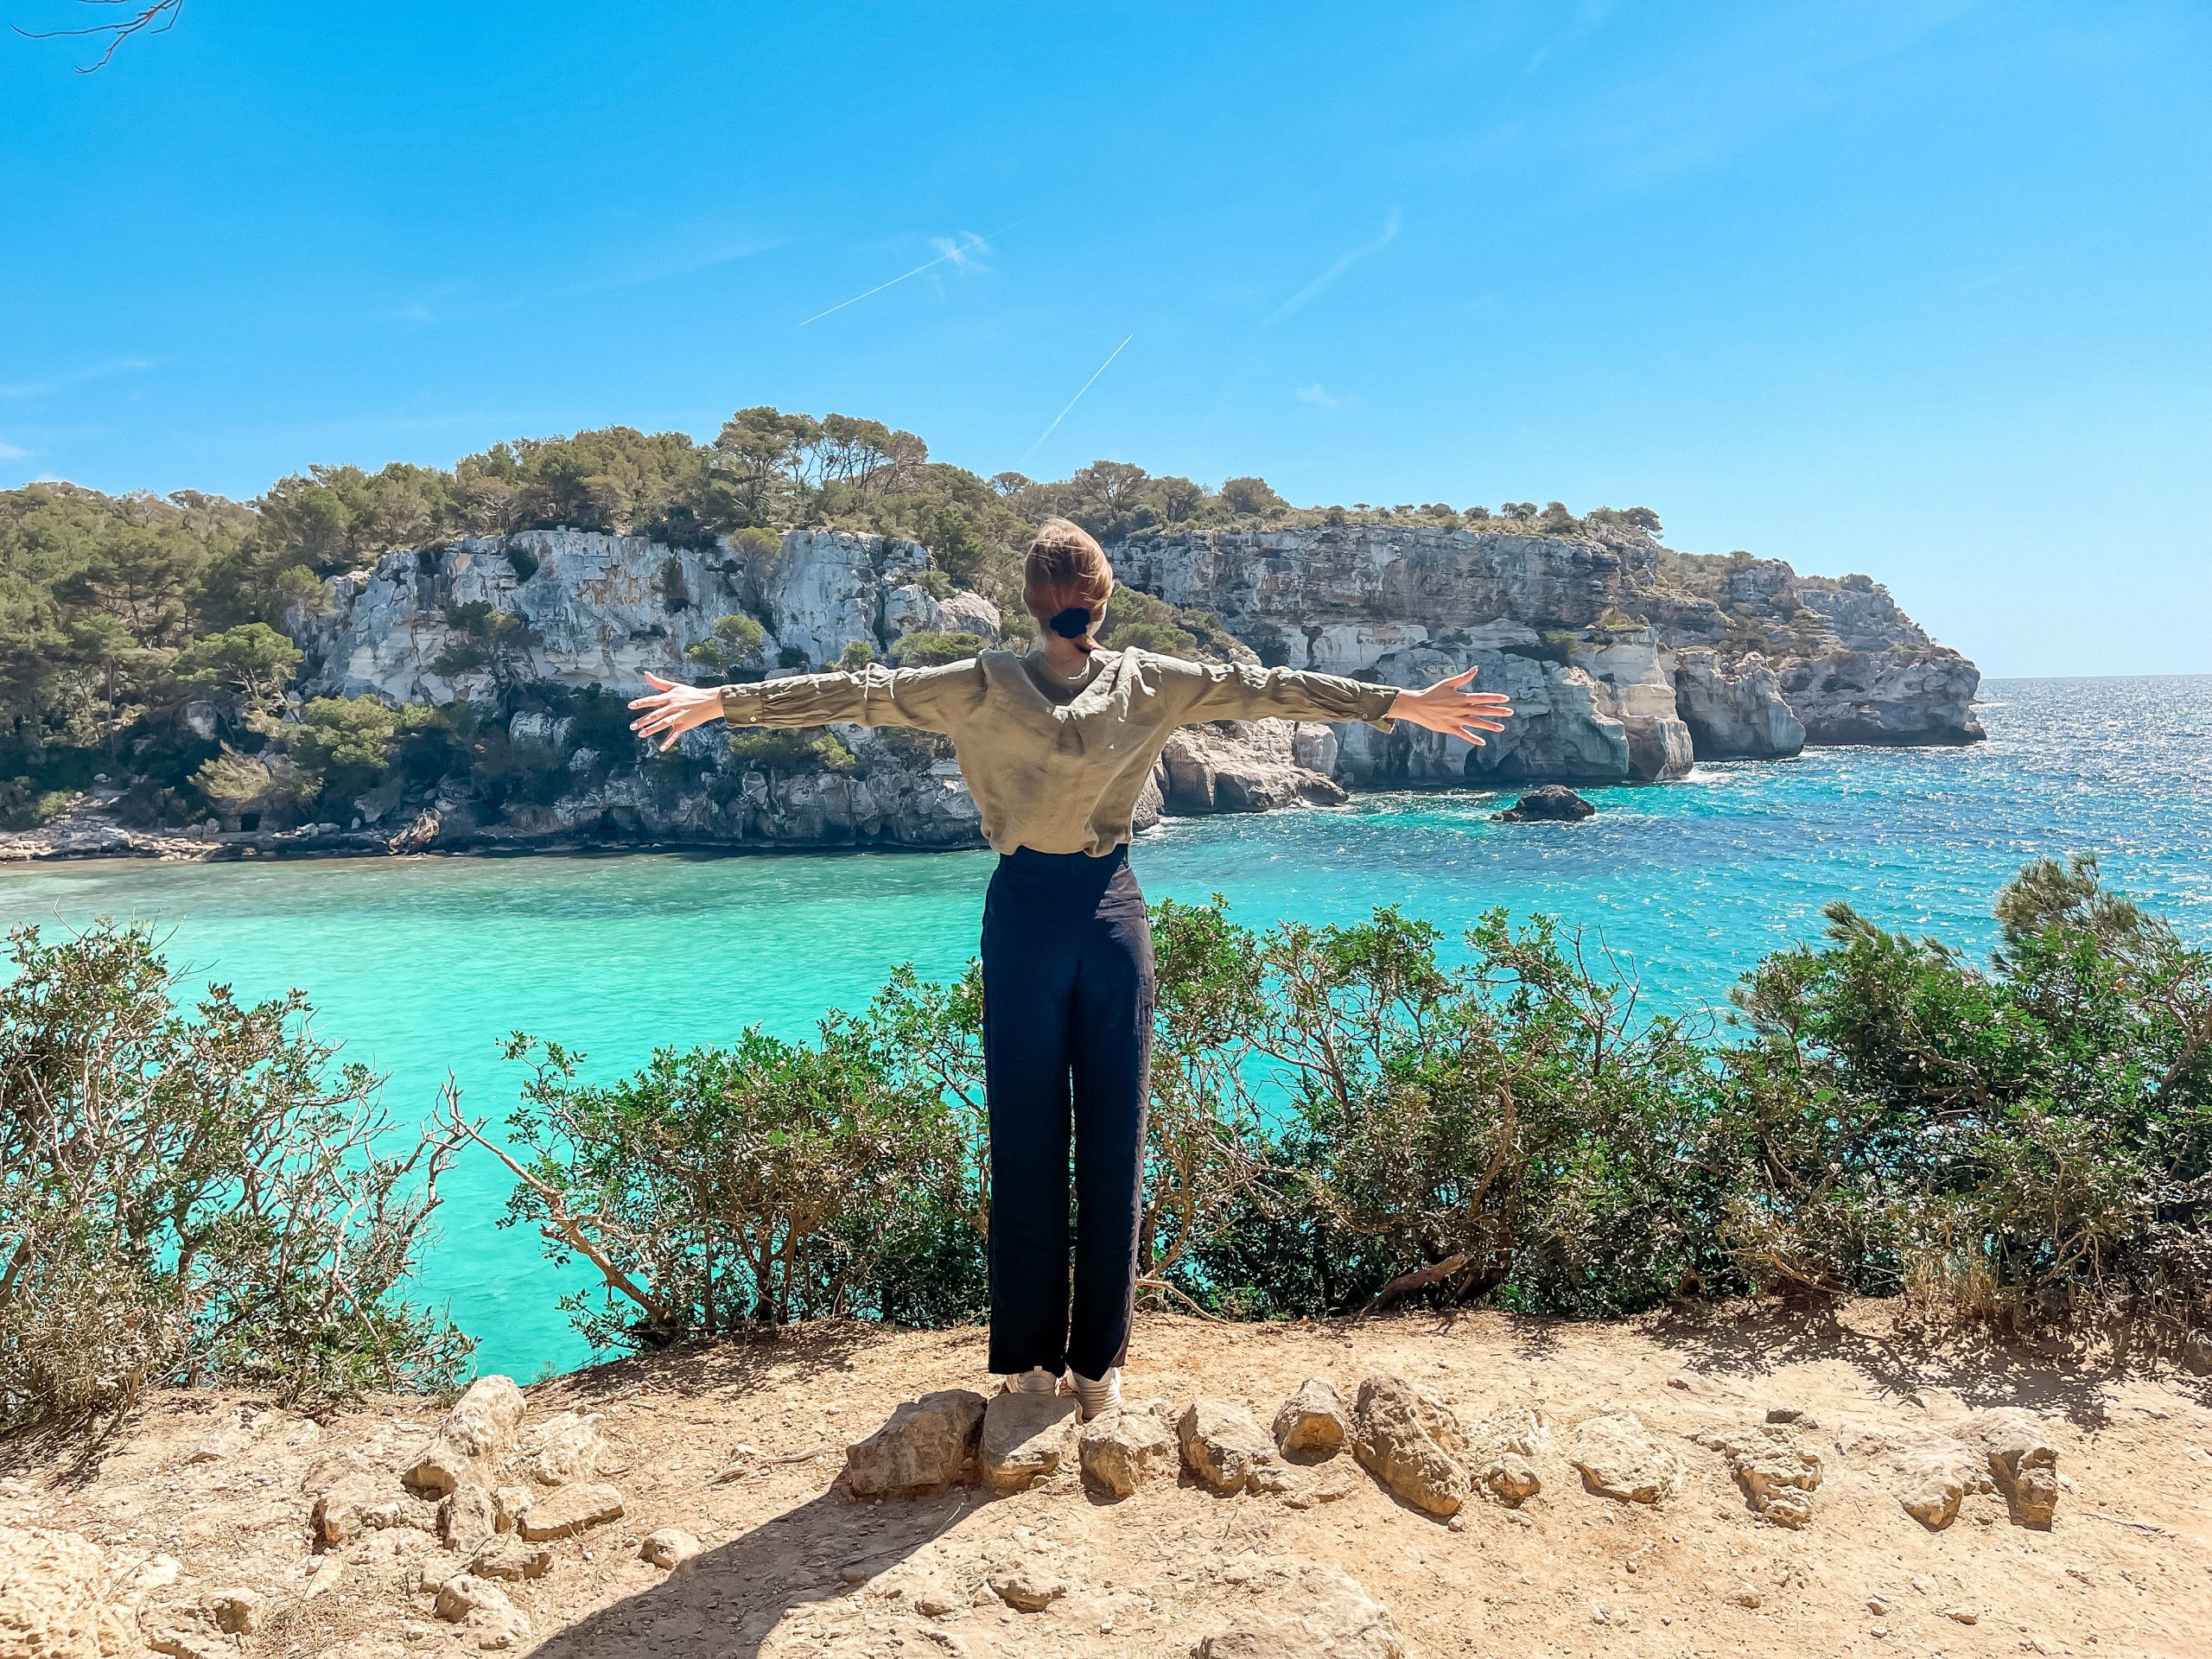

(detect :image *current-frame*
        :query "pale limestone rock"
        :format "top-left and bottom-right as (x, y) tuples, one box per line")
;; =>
(402, 1375), (526, 1496)
(1078, 1406), (1179, 1497)
(987, 1565), (1068, 1612)
(491, 1485), (531, 1534)
(979, 1392), (1078, 1492)
(1463, 1406), (1548, 1506)
(0, 1528), (134, 1659)
(639, 1528), (702, 1570)
(518, 1409), (607, 1486)
(1567, 1412), (1681, 1504)
(1669, 648), (1804, 758)
(1351, 1374), (1470, 1517)
(1967, 1408), (2060, 1529)
(513, 1482), (625, 1541)
(466, 1537), (551, 1582)
(842, 1389), (985, 1498)
(1273, 1378), (1350, 1459)
(432, 1573), (531, 1649)
(1160, 723), (1347, 816)
(1179, 1400), (1276, 1496)
(315, 1471), (405, 1543)
(438, 1484), (497, 1553)
(1196, 1563), (1407, 1657)
(1691, 1421), (1821, 1526)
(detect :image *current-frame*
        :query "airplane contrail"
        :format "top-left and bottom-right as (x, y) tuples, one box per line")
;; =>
(799, 233), (988, 327)
(1021, 335), (1135, 464)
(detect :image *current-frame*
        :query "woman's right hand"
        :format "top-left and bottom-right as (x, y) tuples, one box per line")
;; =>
(628, 672), (727, 753)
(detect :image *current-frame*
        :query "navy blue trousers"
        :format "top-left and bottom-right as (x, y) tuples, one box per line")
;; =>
(981, 844), (1154, 1380)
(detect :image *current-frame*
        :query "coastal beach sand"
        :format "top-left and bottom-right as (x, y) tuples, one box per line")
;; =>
(4, 1300), (2205, 1657)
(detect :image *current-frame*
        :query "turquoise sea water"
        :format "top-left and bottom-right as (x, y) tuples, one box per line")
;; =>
(4, 674), (2209, 1376)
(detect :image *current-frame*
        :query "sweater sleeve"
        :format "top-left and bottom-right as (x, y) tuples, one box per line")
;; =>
(1165, 658), (1401, 730)
(715, 659), (985, 734)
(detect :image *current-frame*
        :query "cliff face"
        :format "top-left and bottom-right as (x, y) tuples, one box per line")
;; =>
(262, 518), (1978, 855)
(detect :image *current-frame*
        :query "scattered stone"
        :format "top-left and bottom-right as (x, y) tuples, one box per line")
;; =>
(403, 1375), (528, 1496)
(988, 1565), (1069, 1612)
(1196, 1563), (1407, 1657)
(1180, 1400), (1278, 1497)
(514, 1481), (626, 1541)
(1464, 1407), (1548, 1507)
(1692, 1421), (1822, 1526)
(519, 1410), (609, 1487)
(439, 1483), (498, 1553)
(315, 1471), (406, 1544)
(1079, 1406), (1180, 1497)
(912, 1581), (960, 1618)
(492, 1485), (531, 1534)
(1878, 1429), (1993, 1530)
(0, 1527), (136, 1659)
(138, 1599), (229, 1659)
(1943, 1607), (1980, 1624)
(192, 1588), (259, 1637)
(467, 1537), (552, 1581)
(980, 1392), (1079, 1492)
(1866, 1597), (1891, 1615)
(639, 1529), (701, 1570)
(432, 1573), (532, 1649)
(299, 1448), (372, 1496)
(1967, 1408), (2060, 1529)
(843, 1389), (986, 1498)
(1273, 1378), (1351, 1459)
(1351, 1374), (1470, 1517)
(1567, 1412), (1681, 1505)
(301, 1556), (345, 1600)
(1764, 1407), (1803, 1424)
(1495, 784), (1596, 823)
(118, 1554), (182, 1605)
(1724, 1585), (1764, 1610)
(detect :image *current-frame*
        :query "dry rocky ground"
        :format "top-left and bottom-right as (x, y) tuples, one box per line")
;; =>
(4, 1302), (2209, 1659)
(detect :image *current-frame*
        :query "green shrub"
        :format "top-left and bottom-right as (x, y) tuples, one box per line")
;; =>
(454, 1027), (982, 1348)
(0, 922), (471, 1421)
(891, 630), (987, 667)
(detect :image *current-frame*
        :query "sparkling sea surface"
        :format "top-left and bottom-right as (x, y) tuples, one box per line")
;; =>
(4, 674), (2208, 1376)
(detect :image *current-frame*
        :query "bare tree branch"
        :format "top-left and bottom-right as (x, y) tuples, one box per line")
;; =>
(14, 0), (185, 72)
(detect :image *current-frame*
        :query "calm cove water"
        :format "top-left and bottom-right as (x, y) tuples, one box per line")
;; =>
(5, 674), (2209, 1376)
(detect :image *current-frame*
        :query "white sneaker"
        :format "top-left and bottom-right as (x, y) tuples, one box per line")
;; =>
(1005, 1365), (1059, 1395)
(1070, 1366), (1122, 1420)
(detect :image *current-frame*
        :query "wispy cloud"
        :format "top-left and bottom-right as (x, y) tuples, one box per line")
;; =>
(0, 439), (29, 460)
(1265, 211), (1402, 325)
(800, 232), (991, 327)
(387, 235), (782, 327)
(1021, 335), (1135, 464)
(1294, 383), (1344, 410)
(0, 358), (154, 399)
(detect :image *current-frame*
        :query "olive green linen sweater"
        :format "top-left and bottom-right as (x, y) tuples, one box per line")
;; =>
(716, 647), (1401, 856)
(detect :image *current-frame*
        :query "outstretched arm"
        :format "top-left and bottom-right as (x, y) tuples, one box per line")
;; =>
(628, 660), (982, 751)
(1173, 659), (1513, 744)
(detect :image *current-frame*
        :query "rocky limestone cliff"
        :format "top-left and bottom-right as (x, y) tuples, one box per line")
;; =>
(158, 517), (1980, 858)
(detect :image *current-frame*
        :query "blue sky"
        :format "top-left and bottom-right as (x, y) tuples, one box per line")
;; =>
(4, 1), (2207, 676)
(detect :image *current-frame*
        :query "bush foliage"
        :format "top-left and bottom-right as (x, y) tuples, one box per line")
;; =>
(0, 921), (471, 1423)
(454, 856), (2210, 1357)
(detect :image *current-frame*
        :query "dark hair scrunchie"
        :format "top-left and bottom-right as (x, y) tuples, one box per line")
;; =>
(1047, 605), (1094, 640)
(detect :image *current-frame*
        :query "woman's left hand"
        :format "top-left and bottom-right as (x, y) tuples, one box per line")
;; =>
(627, 673), (726, 752)
(1390, 668), (1516, 745)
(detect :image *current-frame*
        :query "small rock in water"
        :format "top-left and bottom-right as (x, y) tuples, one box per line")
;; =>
(1494, 785), (1596, 823)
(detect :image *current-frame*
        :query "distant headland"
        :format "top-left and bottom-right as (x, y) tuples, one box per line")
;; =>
(0, 410), (1978, 861)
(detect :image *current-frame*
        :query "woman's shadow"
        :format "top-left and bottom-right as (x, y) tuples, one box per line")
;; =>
(527, 1443), (980, 1656)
